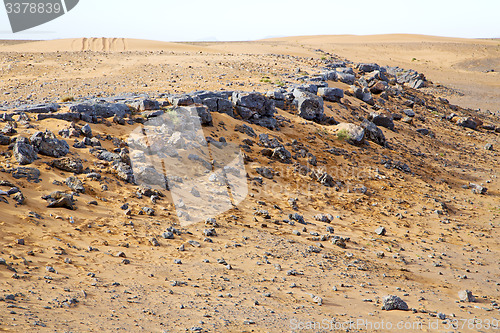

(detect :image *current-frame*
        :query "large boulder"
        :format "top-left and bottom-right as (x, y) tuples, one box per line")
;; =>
(50, 157), (84, 174)
(293, 90), (324, 122)
(17, 103), (60, 114)
(232, 92), (275, 119)
(184, 105), (212, 125)
(369, 80), (388, 94)
(13, 137), (37, 165)
(351, 86), (374, 105)
(357, 63), (380, 72)
(70, 101), (131, 121)
(453, 116), (478, 130)
(322, 71), (338, 81)
(65, 176), (85, 193)
(336, 72), (355, 85)
(202, 97), (233, 116)
(30, 130), (70, 158)
(368, 112), (395, 130)
(132, 99), (160, 111)
(361, 120), (386, 146)
(318, 87), (344, 102)
(334, 123), (365, 144)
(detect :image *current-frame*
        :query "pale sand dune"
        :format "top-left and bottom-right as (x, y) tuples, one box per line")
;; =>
(0, 37), (217, 53)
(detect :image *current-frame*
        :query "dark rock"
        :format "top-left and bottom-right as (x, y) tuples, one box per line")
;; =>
(0, 135), (11, 145)
(336, 72), (355, 85)
(65, 176), (85, 193)
(382, 295), (409, 311)
(458, 290), (475, 302)
(361, 120), (386, 146)
(171, 95), (194, 107)
(17, 103), (60, 114)
(12, 167), (40, 182)
(13, 192), (25, 204)
(132, 99), (160, 111)
(47, 193), (75, 210)
(368, 112), (394, 130)
(255, 167), (274, 179)
(37, 113), (81, 122)
(369, 81), (388, 94)
(235, 124), (257, 138)
(30, 130), (69, 158)
(272, 147), (292, 163)
(454, 117), (477, 130)
(13, 137), (37, 165)
(70, 101), (131, 120)
(416, 128), (430, 135)
(232, 92), (275, 119)
(50, 157), (83, 174)
(188, 105), (212, 125)
(357, 63), (380, 72)
(318, 87), (344, 102)
(114, 162), (135, 184)
(293, 90), (324, 122)
(470, 183), (487, 195)
(81, 124), (92, 137)
(142, 207), (155, 216)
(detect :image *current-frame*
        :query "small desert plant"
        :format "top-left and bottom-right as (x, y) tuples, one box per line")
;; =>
(412, 58), (417, 61)
(61, 96), (75, 102)
(336, 129), (351, 141)
(275, 80), (285, 87)
(260, 77), (272, 83)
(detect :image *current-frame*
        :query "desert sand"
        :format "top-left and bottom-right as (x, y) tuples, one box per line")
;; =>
(0, 35), (498, 332)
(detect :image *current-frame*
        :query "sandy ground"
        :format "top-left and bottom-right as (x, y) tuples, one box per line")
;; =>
(0, 35), (498, 332)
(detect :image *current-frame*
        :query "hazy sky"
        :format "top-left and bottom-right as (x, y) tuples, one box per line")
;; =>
(1, 0), (499, 41)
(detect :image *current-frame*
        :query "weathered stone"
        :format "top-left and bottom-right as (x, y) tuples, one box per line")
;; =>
(65, 176), (85, 193)
(30, 130), (70, 158)
(13, 137), (37, 165)
(294, 90), (324, 122)
(232, 92), (275, 119)
(334, 123), (365, 144)
(272, 147), (292, 163)
(255, 167), (274, 179)
(453, 116), (477, 130)
(375, 226), (386, 236)
(235, 124), (257, 138)
(12, 167), (40, 182)
(382, 295), (408, 311)
(369, 80), (388, 94)
(70, 101), (131, 120)
(317, 87), (344, 102)
(368, 112), (394, 130)
(17, 103), (60, 114)
(36, 112), (81, 122)
(81, 124), (92, 137)
(361, 120), (386, 146)
(50, 157), (84, 174)
(351, 86), (374, 105)
(132, 99), (160, 111)
(357, 63), (380, 72)
(336, 72), (355, 85)
(458, 290), (475, 302)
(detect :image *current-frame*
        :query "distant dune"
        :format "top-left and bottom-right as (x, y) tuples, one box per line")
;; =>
(0, 37), (216, 53)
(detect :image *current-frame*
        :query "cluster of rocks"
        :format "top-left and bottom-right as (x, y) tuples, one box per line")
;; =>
(13, 129), (69, 165)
